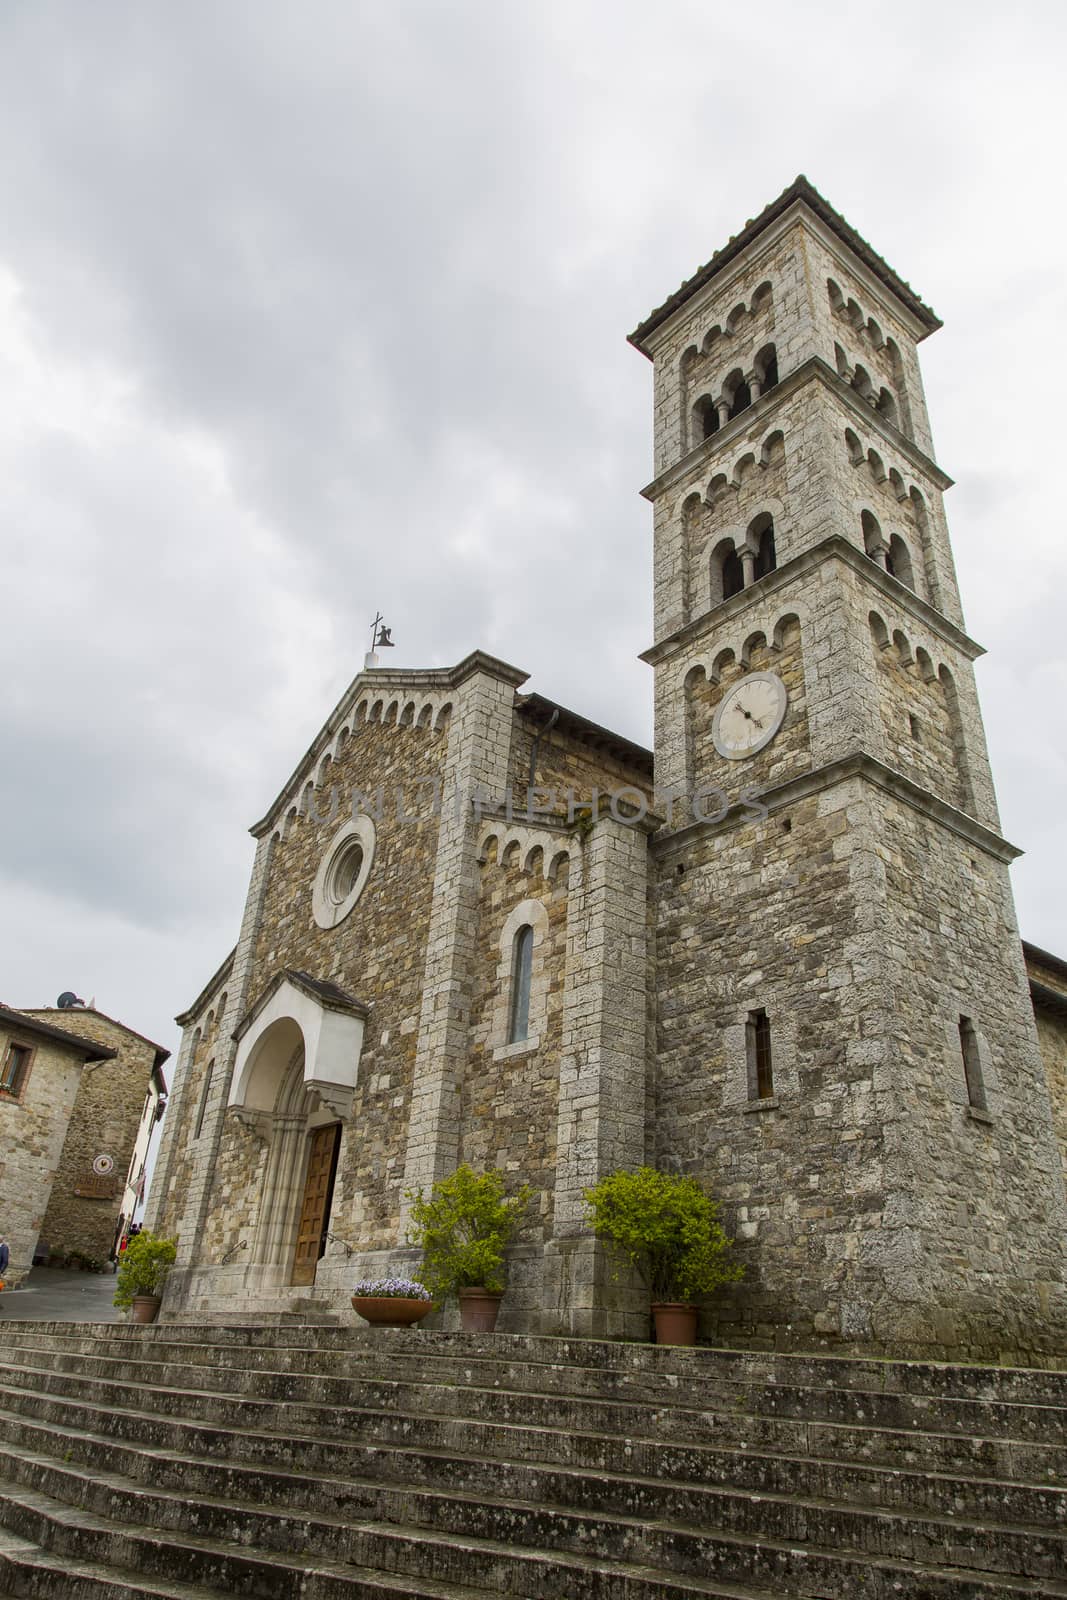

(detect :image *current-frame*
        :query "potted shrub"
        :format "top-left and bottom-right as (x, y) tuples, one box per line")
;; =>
(351, 1277), (435, 1328)
(585, 1167), (743, 1345)
(113, 1231), (177, 1324)
(406, 1164), (531, 1332)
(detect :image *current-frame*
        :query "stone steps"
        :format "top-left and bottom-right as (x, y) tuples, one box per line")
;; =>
(1, 1400), (1066, 1582)
(9, 1321), (1067, 1405)
(0, 1321), (1064, 1598)
(8, 1330), (1067, 1429)
(0, 1448), (1061, 1600)
(2, 1384), (1064, 1532)
(3, 1346), (1065, 1490)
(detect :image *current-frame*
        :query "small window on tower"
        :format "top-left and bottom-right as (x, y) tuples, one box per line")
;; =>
(746, 1010), (774, 1100)
(909, 713), (921, 742)
(959, 1016), (987, 1112)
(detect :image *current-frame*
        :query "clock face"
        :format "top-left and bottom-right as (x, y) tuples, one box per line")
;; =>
(711, 671), (788, 760)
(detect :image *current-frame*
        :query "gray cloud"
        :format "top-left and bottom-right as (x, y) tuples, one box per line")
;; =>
(1, 0), (1065, 1058)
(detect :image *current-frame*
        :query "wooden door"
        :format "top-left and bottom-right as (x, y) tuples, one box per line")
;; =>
(291, 1123), (341, 1286)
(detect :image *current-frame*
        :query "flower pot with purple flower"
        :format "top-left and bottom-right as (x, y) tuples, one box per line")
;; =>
(351, 1277), (435, 1327)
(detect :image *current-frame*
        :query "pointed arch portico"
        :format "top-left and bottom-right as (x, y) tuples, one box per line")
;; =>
(227, 970), (369, 1287)
(229, 969), (370, 1125)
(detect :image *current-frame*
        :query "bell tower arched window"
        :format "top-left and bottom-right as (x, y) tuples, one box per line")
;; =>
(755, 344), (779, 393)
(752, 516), (776, 580)
(721, 547), (744, 600)
(694, 395), (720, 441)
(887, 533), (915, 591)
(728, 379), (752, 420)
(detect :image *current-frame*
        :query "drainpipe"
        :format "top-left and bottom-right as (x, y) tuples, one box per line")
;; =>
(528, 707), (560, 797)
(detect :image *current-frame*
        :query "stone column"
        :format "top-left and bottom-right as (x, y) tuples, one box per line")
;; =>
(399, 656), (526, 1225)
(543, 812), (653, 1337)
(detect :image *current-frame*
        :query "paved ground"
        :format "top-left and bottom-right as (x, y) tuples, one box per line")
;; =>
(0, 1265), (124, 1322)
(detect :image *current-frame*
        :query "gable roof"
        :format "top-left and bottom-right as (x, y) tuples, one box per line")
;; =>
(232, 968), (371, 1044)
(23, 1007), (169, 1072)
(629, 175), (941, 355)
(0, 1005), (117, 1063)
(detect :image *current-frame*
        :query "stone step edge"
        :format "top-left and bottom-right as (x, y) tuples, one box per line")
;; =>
(0, 1536), (226, 1600)
(0, 1473), (798, 1600)
(10, 1380), (1065, 1525)
(5, 1319), (1067, 1393)
(5, 1359), (1062, 1480)
(5, 1430), (1066, 1582)
(7, 1345), (1066, 1438)
(4, 1396), (1064, 1540)
(0, 1531), (527, 1600)
(9, 1333), (1067, 1419)
(2, 1352), (1059, 1452)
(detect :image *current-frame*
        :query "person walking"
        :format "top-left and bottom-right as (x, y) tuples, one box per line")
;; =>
(0, 1237), (9, 1287)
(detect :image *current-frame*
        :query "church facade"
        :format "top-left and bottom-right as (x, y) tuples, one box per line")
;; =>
(147, 179), (1067, 1362)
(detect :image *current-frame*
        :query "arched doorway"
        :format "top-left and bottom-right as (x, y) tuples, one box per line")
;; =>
(235, 1018), (343, 1290)
(228, 970), (367, 1294)
(291, 1115), (342, 1287)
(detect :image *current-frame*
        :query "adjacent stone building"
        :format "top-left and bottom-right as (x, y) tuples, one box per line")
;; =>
(22, 1007), (170, 1268)
(0, 1006), (116, 1284)
(147, 179), (1067, 1362)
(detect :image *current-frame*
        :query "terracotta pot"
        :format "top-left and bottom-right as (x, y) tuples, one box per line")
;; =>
(130, 1294), (162, 1325)
(651, 1302), (698, 1346)
(458, 1288), (503, 1332)
(351, 1296), (435, 1327)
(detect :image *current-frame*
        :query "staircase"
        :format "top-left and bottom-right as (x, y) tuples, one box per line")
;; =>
(0, 1321), (1063, 1599)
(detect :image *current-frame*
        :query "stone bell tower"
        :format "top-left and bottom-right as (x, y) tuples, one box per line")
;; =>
(632, 178), (1066, 1360)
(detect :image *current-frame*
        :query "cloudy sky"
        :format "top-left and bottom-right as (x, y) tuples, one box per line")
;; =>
(2, 1), (1065, 1075)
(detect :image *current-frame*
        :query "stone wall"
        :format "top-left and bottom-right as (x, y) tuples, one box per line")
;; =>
(653, 768), (1067, 1364)
(867, 794), (1067, 1361)
(0, 1024), (84, 1283)
(462, 847), (569, 1233)
(653, 778), (860, 1351)
(870, 628), (965, 810)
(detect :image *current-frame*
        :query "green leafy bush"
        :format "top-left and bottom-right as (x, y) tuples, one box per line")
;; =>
(113, 1232), (177, 1309)
(585, 1167), (743, 1302)
(406, 1164), (531, 1297)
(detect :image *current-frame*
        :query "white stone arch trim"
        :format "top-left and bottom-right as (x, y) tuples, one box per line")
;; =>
(229, 971), (369, 1123)
(676, 600), (810, 694)
(311, 814), (376, 930)
(491, 897), (552, 1062)
(477, 822), (572, 882)
(684, 280), (774, 369)
(843, 427), (921, 505)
